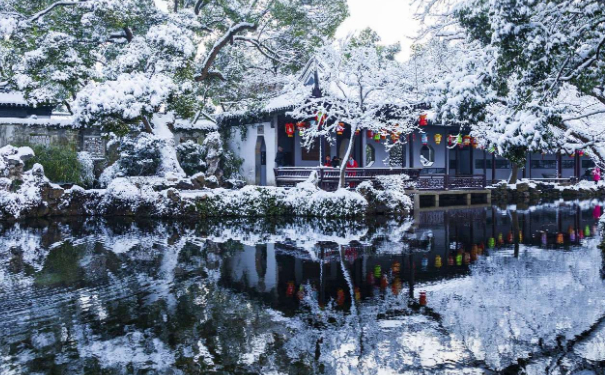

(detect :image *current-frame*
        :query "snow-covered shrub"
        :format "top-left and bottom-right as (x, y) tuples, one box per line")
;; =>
(25, 145), (83, 184)
(176, 141), (206, 176)
(221, 150), (244, 180)
(356, 175), (412, 215)
(117, 134), (162, 177)
(77, 152), (95, 188)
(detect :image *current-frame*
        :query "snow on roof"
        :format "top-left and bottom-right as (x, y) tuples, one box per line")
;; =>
(0, 92), (28, 106)
(0, 114), (75, 127)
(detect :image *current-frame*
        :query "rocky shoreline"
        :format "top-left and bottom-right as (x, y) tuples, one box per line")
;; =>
(489, 180), (605, 204)
(1, 177), (413, 221)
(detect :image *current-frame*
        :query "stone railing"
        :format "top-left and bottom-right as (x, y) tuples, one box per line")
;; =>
(274, 167), (421, 191)
(417, 174), (486, 190)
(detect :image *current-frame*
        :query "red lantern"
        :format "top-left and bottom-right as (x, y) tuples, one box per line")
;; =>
(367, 130), (374, 139)
(472, 137), (479, 148)
(380, 275), (388, 289)
(421, 133), (428, 145)
(419, 291), (427, 306)
(286, 281), (295, 297)
(463, 135), (471, 147)
(337, 289), (345, 306)
(579, 150), (584, 157)
(448, 134), (455, 145)
(355, 129), (360, 135)
(336, 122), (345, 135)
(419, 114), (428, 126)
(285, 123), (295, 138)
(508, 231), (514, 243)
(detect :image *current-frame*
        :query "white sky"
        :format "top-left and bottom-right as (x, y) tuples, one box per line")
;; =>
(336, 0), (420, 61)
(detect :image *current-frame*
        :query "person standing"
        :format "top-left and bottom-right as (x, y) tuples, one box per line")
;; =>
(346, 155), (358, 169)
(593, 167), (601, 184)
(275, 146), (286, 167)
(323, 155), (332, 167)
(332, 156), (341, 168)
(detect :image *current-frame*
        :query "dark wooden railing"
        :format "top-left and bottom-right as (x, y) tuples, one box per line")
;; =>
(417, 174), (486, 190)
(274, 167), (421, 191)
(274, 168), (487, 191)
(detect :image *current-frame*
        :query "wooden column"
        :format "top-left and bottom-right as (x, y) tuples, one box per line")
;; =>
(445, 135), (450, 176)
(491, 153), (496, 184)
(483, 150), (487, 179)
(409, 134), (415, 168)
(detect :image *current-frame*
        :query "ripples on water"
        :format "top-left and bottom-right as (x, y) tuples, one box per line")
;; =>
(0, 201), (605, 374)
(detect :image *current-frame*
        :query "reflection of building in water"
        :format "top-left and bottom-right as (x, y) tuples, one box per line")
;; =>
(219, 202), (603, 314)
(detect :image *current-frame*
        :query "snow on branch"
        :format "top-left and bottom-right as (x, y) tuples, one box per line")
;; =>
(233, 36), (283, 64)
(28, 1), (87, 23)
(195, 22), (257, 82)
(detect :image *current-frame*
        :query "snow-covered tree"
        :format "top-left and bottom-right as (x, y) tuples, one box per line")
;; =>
(0, 0), (348, 179)
(414, 0), (605, 183)
(290, 30), (418, 188)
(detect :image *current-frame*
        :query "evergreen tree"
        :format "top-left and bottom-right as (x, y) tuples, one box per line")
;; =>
(415, 0), (605, 183)
(0, 0), (348, 178)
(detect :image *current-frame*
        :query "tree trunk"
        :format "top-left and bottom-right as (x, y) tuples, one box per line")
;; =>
(509, 163), (520, 184)
(339, 131), (357, 189)
(512, 210), (520, 258)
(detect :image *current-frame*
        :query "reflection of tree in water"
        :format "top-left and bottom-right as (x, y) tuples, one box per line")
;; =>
(0, 208), (604, 374)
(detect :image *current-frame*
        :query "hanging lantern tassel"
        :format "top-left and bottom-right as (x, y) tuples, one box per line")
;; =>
(285, 123), (295, 138)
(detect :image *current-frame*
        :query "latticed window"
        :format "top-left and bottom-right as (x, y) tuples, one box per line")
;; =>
(389, 143), (404, 167)
(366, 144), (376, 167)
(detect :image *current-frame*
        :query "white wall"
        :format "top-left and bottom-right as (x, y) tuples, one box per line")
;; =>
(227, 121), (277, 186)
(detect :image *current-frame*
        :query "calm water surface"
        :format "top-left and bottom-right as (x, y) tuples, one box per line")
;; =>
(1, 201), (605, 374)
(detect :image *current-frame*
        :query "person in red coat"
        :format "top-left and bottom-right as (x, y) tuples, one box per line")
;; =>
(323, 155), (332, 167)
(346, 156), (358, 168)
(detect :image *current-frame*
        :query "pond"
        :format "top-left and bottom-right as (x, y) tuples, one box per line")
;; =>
(1, 201), (605, 374)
